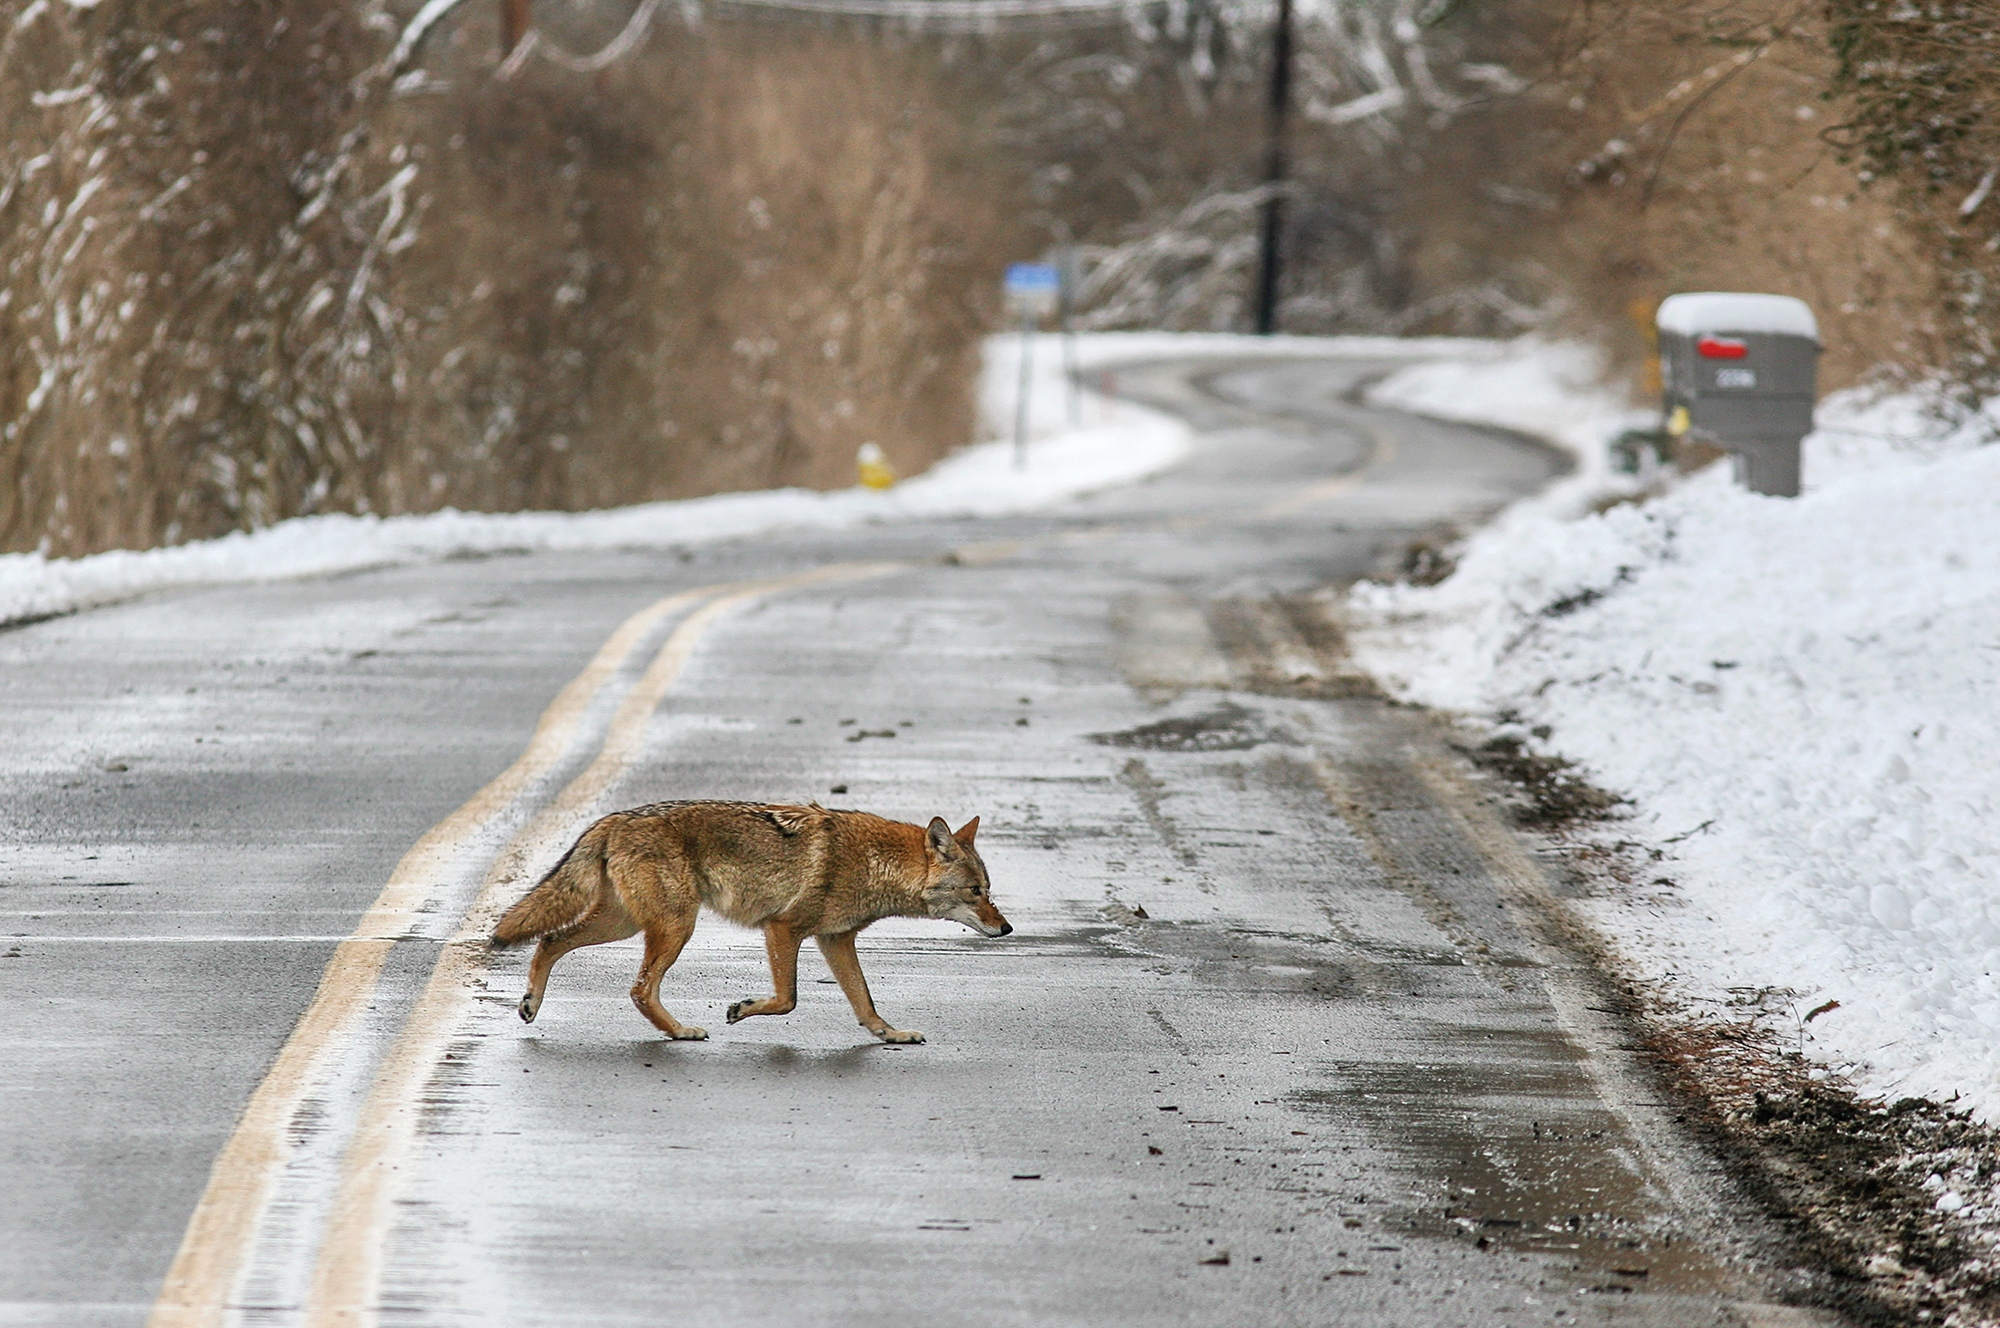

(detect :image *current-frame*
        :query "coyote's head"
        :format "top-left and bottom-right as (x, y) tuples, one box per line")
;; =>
(922, 816), (1011, 937)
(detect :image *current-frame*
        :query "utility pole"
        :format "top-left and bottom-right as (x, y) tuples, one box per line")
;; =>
(1253, 0), (1294, 336)
(501, 0), (532, 57)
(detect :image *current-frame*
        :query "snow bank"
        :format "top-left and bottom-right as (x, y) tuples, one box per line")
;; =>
(2, 331), (1471, 628)
(0, 337), (1138, 625)
(1348, 350), (2000, 1117)
(0, 418), (1171, 626)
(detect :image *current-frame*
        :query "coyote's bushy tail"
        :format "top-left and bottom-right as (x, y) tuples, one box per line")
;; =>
(491, 821), (609, 948)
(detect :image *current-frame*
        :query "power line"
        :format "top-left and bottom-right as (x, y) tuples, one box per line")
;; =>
(702, 0), (1164, 28)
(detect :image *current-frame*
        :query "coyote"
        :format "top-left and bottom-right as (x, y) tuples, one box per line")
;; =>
(490, 801), (1010, 1044)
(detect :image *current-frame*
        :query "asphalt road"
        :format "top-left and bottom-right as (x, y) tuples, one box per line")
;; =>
(0, 354), (1830, 1327)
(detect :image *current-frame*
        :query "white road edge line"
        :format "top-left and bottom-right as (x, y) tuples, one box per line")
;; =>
(143, 583), (724, 1328)
(302, 561), (904, 1328)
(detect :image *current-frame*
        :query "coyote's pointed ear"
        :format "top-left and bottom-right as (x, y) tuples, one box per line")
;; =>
(953, 816), (980, 847)
(926, 816), (955, 859)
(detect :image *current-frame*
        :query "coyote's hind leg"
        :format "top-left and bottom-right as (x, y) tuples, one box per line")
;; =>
(816, 929), (923, 1044)
(521, 905), (638, 1023)
(631, 915), (707, 1040)
(727, 921), (803, 1025)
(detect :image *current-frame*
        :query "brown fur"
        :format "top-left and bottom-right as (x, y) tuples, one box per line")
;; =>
(490, 800), (1009, 1044)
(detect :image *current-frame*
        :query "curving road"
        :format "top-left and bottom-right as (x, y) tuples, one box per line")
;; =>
(0, 355), (1833, 1327)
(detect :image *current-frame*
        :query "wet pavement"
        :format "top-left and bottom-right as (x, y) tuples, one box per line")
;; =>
(0, 354), (1833, 1326)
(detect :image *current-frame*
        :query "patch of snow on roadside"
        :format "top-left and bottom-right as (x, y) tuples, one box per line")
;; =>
(0, 335), (1184, 627)
(2, 331), (1474, 629)
(1347, 359), (2000, 1118)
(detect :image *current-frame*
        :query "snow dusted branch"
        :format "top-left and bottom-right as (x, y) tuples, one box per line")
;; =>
(386, 0), (475, 74)
(1306, 85), (1405, 126)
(1961, 165), (1997, 219)
(496, 0), (663, 79)
(1294, 0), (1500, 132)
(341, 162), (420, 331)
(1071, 186), (1277, 331)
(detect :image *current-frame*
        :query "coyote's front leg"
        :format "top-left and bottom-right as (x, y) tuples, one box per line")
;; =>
(727, 921), (803, 1025)
(816, 929), (923, 1044)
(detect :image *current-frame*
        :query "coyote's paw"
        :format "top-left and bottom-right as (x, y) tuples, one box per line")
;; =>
(726, 999), (755, 1024)
(669, 1025), (708, 1041)
(877, 1028), (925, 1045)
(518, 992), (539, 1023)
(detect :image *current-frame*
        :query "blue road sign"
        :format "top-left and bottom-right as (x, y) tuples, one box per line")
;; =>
(1004, 263), (1061, 294)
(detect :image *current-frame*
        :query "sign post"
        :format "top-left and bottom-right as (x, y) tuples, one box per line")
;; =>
(1058, 247), (1082, 427)
(1003, 263), (1061, 471)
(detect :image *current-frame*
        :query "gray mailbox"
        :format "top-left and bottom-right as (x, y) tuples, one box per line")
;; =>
(1656, 292), (1819, 497)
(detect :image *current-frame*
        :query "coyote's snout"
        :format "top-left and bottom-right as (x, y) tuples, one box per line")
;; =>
(490, 801), (1009, 1044)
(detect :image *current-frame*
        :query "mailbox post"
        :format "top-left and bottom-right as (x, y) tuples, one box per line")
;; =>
(1656, 292), (1819, 497)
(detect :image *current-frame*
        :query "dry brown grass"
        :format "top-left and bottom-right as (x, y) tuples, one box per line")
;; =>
(1824, 1), (2000, 399)
(1397, 0), (1942, 393)
(0, 4), (1011, 557)
(385, 19), (1010, 512)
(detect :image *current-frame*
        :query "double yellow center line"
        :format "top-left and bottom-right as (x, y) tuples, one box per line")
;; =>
(147, 562), (901, 1328)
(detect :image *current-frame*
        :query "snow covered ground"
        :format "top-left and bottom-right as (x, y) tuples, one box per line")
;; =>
(1354, 338), (2000, 1123)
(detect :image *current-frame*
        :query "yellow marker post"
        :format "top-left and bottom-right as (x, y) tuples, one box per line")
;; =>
(856, 442), (896, 490)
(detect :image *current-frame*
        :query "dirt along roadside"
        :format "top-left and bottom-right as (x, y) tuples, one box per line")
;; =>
(1422, 714), (2000, 1327)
